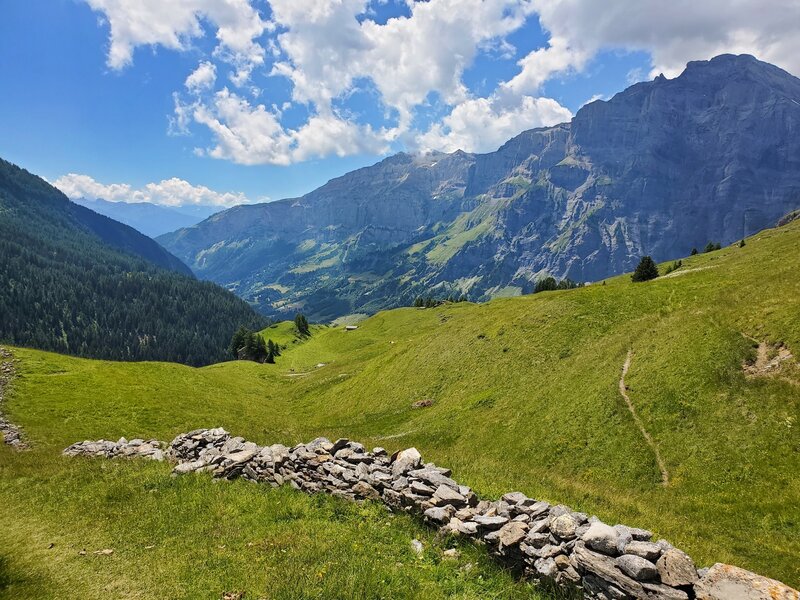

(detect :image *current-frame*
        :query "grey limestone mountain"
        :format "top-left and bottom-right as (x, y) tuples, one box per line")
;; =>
(159, 54), (800, 321)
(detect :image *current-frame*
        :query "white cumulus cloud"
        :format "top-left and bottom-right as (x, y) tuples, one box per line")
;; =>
(518, 0), (800, 84)
(185, 61), (217, 92)
(417, 95), (572, 154)
(190, 88), (389, 166)
(84, 0), (267, 78)
(53, 173), (252, 208)
(269, 0), (536, 122)
(84, 0), (800, 165)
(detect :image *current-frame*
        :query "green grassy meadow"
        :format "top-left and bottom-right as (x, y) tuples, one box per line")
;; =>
(2, 221), (800, 597)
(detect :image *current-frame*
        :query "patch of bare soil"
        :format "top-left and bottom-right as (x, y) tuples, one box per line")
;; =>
(743, 340), (798, 385)
(661, 265), (716, 279)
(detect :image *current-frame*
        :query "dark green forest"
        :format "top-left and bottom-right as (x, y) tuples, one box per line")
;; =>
(0, 158), (267, 366)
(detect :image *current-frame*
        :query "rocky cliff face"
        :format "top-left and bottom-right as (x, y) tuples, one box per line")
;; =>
(159, 54), (800, 321)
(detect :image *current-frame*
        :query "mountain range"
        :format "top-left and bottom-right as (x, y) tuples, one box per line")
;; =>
(159, 54), (800, 322)
(70, 197), (220, 238)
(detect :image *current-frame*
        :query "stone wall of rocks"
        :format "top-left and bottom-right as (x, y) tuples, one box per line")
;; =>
(0, 347), (27, 450)
(63, 428), (799, 600)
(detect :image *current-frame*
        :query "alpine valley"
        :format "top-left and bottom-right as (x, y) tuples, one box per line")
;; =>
(159, 54), (800, 321)
(2, 6), (800, 596)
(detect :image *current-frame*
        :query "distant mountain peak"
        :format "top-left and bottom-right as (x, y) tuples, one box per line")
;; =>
(71, 197), (221, 238)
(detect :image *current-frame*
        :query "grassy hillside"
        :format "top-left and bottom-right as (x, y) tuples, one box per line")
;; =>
(2, 220), (799, 596)
(0, 455), (543, 600)
(258, 321), (327, 349)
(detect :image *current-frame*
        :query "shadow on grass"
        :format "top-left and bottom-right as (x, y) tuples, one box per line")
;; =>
(0, 555), (11, 592)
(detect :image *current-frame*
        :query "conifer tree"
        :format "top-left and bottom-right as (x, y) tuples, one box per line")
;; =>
(295, 313), (310, 336)
(229, 326), (250, 359)
(631, 256), (659, 282)
(265, 339), (276, 364)
(254, 335), (268, 363)
(242, 332), (258, 360)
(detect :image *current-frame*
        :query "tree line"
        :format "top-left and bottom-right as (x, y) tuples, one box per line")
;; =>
(412, 294), (468, 308)
(229, 327), (281, 363)
(533, 277), (584, 294)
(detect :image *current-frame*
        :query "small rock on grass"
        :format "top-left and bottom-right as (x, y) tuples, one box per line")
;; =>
(410, 539), (424, 555)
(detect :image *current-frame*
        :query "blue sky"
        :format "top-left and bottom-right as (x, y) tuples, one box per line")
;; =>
(1, 0), (796, 208)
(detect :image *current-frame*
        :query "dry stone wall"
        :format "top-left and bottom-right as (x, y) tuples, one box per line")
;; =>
(63, 428), (800, 600)
(0, 347), (27, 450)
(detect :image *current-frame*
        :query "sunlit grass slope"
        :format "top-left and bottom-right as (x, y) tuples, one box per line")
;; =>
(258, 320), (327, 349)
(0, 454), (543, 600)
(2, 220), (800, 594)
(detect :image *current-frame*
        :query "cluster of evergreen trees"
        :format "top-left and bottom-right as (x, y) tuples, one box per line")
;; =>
(294, 313), (310, 336)
(533, 277), (584, 293)
(412, 294), (468, 308)
(229, 327), (281, 363)
(0, 158), (268, 366)
(690, 242), (723, 255)
(663, 259), (683, 275)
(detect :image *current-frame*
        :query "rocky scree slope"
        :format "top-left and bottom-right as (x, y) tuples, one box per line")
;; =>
(160, 54), (800, 321)
(64, 428), (800, 600)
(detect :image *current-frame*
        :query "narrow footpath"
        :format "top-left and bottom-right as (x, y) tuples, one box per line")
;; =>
(619, 349), (669, 487)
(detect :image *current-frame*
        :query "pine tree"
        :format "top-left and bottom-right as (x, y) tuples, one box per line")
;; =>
(295, 313), (310, 336)
(691, 248), (698, 255)
(739, 239), (746, 248)
(265, 339), (276, 364)
(631, 256), (659, 282)
(229, 326), (250, 359)
(254, 335), (268, 363)
(242, 332), (258, 360)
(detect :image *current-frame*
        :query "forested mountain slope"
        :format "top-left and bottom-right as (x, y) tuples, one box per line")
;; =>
(0, 158), (266, 365)
(160, 54), (800, 321)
